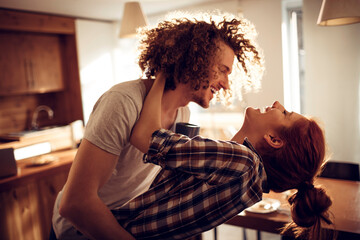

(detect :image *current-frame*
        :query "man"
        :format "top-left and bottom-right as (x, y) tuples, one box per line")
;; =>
(52, 11), (263, 239)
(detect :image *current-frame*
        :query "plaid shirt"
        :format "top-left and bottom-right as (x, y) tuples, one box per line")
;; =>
(112, 129), (268, 240)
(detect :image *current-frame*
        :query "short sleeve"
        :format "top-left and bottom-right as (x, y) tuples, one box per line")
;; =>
(84, 83), (145, 155)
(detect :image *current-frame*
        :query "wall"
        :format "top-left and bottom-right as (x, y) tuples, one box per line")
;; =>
(239, 0), (284, 108)
(303, 0), (360, 163)
(75, 19), (117, 123)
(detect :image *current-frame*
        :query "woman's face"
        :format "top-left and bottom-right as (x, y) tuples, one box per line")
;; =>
(244, 101), (305, 137)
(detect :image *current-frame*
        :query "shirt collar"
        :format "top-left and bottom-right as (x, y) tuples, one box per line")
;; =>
(242, 138), (270, 193)
(242, 138), (259, 157)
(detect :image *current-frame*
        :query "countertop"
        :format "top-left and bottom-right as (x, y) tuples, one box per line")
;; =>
(0, 149), (76, 191)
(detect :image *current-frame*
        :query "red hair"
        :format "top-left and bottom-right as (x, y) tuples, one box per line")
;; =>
(257, 117), (333, 239)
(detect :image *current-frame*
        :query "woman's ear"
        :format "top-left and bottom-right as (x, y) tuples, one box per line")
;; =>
(264, 134), (284, 149)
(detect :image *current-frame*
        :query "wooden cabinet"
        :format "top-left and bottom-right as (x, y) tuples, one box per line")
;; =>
(0, 150), (75, 240)
(0, 32), (27, 94)
(0, 31), (64, 95)
(0, 9), (83, 135)
(0, 172), (68, 240)
(0, 9), (83, 240)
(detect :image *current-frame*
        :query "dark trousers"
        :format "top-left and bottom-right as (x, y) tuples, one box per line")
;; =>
(49, 225), (57, 240)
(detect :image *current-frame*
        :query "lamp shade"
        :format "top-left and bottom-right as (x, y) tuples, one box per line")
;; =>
(317, 0), (360, 26)
(119, 1), (148, 38)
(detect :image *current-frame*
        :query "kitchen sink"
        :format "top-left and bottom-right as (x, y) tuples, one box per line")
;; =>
(0, 120), (84, 157)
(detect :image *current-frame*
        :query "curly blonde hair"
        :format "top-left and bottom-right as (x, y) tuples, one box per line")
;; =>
(137, 11), (264, 103)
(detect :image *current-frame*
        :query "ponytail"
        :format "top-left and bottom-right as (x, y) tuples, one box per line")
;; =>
(282, 184), (333, 239)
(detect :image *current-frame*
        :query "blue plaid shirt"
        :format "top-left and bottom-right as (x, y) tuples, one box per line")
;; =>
(112, 129), (268, 239)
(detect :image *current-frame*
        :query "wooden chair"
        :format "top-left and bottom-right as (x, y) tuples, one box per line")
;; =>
(281, 161), (360, 240)
(320, 161), (360, 181)
(318, 162), (360, 239)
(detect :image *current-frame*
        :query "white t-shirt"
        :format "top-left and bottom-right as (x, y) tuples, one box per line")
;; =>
(52, 79), (190, 239)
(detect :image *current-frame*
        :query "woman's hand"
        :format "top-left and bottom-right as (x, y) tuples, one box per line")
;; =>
(130, 73), (166, 153)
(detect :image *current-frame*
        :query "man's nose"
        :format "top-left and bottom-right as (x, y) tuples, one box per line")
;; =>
(220, 77), (230, 90)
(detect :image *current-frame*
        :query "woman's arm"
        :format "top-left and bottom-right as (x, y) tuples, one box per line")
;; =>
(130, 73), (166, 153)
(145, 130), (260, 184)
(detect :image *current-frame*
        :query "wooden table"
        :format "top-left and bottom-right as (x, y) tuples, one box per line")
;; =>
(225, 177), (360, 235)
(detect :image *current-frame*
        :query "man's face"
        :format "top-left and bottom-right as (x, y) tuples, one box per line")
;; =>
(190, 41), (235, 108)
(244, 101), (304, 136)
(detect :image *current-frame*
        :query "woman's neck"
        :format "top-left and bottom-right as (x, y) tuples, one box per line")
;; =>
(231, 126), (262, 148)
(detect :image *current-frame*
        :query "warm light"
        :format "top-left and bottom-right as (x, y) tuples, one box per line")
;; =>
(317, 0), (360, 26)
(14, 142), (51, 160)
(119, 1), (148, 38)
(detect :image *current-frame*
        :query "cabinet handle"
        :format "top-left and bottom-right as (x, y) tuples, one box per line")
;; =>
(29, 60), (35, 89)
(24, 59), (31, 89)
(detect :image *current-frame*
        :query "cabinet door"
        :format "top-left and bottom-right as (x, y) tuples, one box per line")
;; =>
(0, 171), (69, 240)
(26, 33), (64, 93)
(0, 32), (64, 96)
(0, 32), (29, 95)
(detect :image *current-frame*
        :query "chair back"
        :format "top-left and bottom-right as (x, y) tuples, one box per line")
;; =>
(320, 161), (360, 181)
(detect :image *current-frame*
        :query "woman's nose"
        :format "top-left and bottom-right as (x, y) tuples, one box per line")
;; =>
(271, 101), (280, 108)
(272, 101), (285, 110)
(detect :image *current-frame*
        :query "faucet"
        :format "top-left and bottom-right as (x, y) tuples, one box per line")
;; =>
(31, 105), (54, 130)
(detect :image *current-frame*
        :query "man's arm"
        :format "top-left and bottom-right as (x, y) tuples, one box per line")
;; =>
(59, 139), (135, 240)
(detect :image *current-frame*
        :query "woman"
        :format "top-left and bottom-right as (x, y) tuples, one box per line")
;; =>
(117, 73), (333, 240)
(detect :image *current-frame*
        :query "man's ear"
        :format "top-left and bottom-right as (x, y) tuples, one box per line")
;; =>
(264, 134), (284, 149)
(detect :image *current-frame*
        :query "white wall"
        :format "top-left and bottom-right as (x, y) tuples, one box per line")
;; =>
(303, 0), (360, 163)
(239, 0), (284, 108)
(75, 19), (117, 123)
(147, 0), (239, 23)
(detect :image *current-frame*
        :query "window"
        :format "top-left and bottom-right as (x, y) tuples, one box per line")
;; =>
(281, 0), (304, 113)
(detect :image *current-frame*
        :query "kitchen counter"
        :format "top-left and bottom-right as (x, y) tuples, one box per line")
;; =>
(0, 148), (76, 240)
(0, 149), (76, 191)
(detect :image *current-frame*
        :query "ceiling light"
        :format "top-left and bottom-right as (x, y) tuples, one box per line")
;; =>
(119, 1), (148, 38)
(317, 0), (360, 26)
